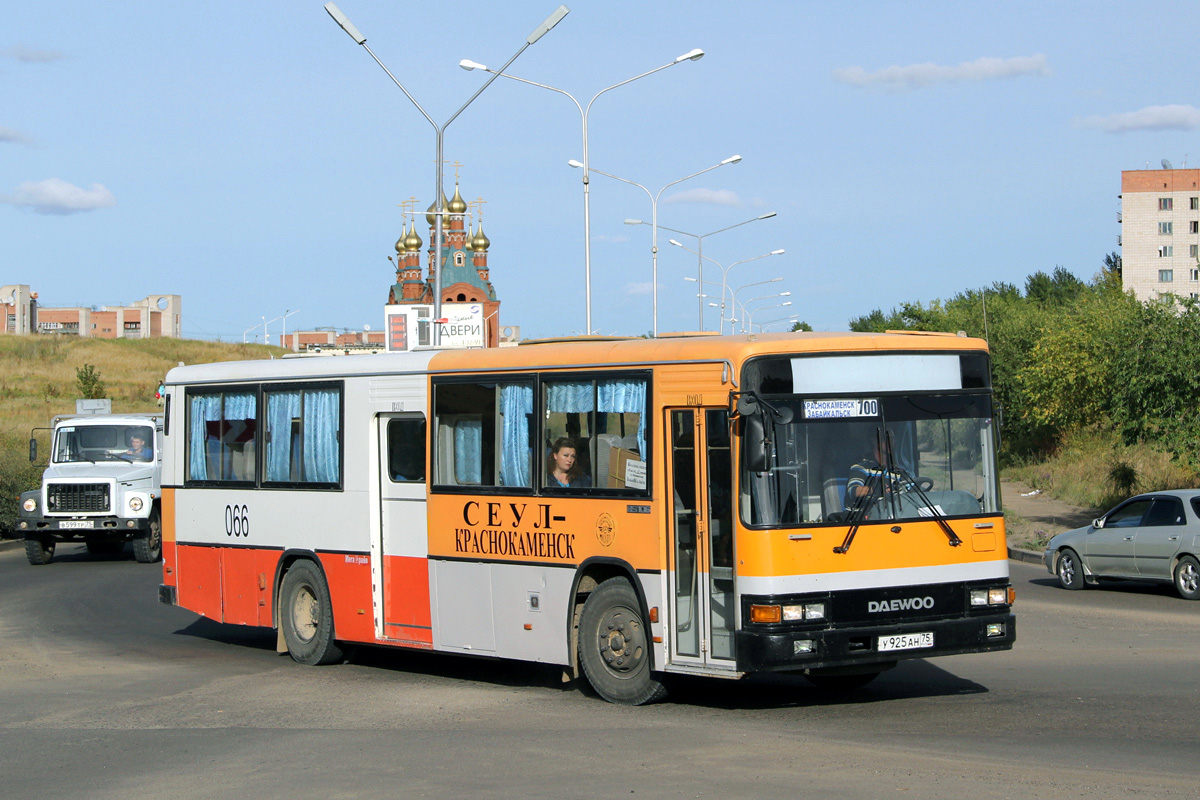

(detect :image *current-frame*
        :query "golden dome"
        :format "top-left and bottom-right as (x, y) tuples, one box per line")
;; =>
(394, 223), (407, 254)
(448, 184), (468, 214)
(472, 223), (490, 251)
(425, 192), (449, 227)
(405, 222), (423, 252)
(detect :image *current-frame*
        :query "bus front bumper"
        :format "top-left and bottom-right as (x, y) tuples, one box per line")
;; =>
(735, 612), (1015, 673)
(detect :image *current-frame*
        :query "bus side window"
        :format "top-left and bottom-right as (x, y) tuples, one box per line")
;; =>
(387, 417), (426, 483)
(433, 379), (533, 489)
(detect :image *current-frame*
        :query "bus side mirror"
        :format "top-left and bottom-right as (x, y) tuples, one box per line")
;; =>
(28, 438), (36, 463)
(743, 415), (768, 473)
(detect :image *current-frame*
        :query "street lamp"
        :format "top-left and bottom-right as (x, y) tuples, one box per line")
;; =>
(731, 290), (790, 331)
(758, 315), (800, 332)
(627, 211), (776, 330)
(572, 155), (741, 336)
(460, 48), (704, 335)
(326, 2), (568, 345)
(669, 241), (785, 333)
(743, 302), (792, 332)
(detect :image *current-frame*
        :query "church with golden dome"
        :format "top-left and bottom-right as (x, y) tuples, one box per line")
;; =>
(387, 179), (501, 348)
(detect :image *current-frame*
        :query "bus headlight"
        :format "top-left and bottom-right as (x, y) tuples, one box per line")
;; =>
(128, 496), (144, 512)
(23, 497), (38, 512)
(970, 586), (1012, 607)
(783, 602), (826, 621)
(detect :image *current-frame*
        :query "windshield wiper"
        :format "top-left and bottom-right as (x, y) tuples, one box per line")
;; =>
(833, 429), (887, 554)
(884, 433), (961, 548)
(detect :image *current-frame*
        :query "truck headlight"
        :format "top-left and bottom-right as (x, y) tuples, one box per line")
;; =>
(23, 497), (38, 512)
(128, 496), (143, 512)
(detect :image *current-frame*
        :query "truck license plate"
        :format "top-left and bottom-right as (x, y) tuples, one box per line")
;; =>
(59, 520), (94, 530)
(877, 632), (933, 652)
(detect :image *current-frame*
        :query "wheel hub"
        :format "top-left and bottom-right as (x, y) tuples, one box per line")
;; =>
(599, 608), (645, 674)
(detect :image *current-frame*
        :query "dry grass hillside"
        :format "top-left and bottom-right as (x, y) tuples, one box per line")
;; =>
(0, 334), (282, 530)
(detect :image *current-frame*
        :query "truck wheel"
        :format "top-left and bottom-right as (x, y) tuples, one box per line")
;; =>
(133, 513), (162, 564)
(578, 577), (667, 705)
(25, 536), (55, 566)
(279, 560), (343, 666)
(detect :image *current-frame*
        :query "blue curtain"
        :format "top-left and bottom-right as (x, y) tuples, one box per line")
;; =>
(303, 389), (340, 483)
(546, 381), (593, 413)
(188, 395), (221, 480)
(266, 391), (301, 482)
(499, 383), (532, 487)
(454, 419), (482, 484)
(598, 378), (647, 456)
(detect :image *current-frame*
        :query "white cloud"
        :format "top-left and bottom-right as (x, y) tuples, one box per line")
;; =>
(1078, 104), (1200, 133)
(0, 126), (32, 144)
(4, 46), (64, 63)
(624, 282), (653, 296)
(662, 188), (741, 207)
(834, 54), (1050, 91)
(3, 178), (117, 215)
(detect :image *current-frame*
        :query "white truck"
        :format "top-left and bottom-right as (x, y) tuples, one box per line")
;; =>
(17, 413), (164, 566)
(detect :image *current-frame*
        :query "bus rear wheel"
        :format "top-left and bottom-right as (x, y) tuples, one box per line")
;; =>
(578, 577), (666, 705)
(279, 560), (343, 666)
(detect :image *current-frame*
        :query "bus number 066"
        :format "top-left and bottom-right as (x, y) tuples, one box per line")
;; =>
(225, 504), (249, 538)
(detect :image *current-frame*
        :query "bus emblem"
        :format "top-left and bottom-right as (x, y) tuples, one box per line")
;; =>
(596, 512), (616, 547)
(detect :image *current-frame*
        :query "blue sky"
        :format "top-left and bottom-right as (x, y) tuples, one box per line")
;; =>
(4, 1), (1199, 341)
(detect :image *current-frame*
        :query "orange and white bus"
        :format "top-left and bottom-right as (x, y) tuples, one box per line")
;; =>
(157, 331), (1014, 704)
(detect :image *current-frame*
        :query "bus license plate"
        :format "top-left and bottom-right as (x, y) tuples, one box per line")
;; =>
(59, 520), (94, 530)
(878, 632), (933, 652)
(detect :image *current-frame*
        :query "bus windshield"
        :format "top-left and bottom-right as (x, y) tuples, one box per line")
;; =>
(742, 392), (999, 527)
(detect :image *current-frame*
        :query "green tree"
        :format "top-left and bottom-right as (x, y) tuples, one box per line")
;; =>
(75, 364), (107, 399)
(791, 321), (813, 332)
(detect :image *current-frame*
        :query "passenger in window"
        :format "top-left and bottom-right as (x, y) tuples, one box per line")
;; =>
(546, 437), (591, 488)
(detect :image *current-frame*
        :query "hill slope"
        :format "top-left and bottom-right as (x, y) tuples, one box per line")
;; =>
(0, 335), (282, 529)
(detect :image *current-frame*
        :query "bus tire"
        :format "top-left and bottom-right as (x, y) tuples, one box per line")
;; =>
(24, 536), (54, 566)
(279, 560), (343, 666)
(578, 577), (666, 705)
(133, 512), (162, 564)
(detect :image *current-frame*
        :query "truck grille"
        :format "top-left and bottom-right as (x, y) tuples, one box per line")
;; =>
(47, 483), (111, 514)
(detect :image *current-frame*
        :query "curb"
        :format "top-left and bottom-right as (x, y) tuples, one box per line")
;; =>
(0, 538), (22, 551)
(1008, 545), (1043, 565)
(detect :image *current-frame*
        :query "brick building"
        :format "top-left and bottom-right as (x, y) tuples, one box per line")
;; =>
(0, 285), (181, 338)
(1120, 168), (1200, 302)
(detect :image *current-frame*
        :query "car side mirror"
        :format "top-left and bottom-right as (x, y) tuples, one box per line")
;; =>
(1092, 517), (1105, 529)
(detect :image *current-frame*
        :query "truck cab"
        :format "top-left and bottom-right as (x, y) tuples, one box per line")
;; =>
(17, 413), (164, 565)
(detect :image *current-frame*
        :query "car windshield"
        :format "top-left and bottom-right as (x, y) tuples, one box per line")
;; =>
(53, 424), (155, 463)
(742, 392), (1000, 527)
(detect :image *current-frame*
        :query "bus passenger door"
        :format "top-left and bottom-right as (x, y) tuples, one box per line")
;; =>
(377, 414), (433, 646)
(667, 408), (737, 670)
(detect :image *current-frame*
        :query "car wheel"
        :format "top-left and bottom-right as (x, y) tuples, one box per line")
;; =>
(1173, 555), (1200, 600)
(1056, 548), (1086, 590)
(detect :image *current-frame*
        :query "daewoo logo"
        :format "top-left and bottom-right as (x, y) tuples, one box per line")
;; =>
(868, 596), (934, 613)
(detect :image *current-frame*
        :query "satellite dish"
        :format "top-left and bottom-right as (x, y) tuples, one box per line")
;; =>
(1163, 159), (1174, 170)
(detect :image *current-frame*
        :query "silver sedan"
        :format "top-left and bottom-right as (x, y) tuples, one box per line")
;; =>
(1042, 489), (1200, 600)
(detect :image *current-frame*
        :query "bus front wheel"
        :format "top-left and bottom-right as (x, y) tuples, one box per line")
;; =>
(279, 560), (343, 666)
(578, 577), (666, 705)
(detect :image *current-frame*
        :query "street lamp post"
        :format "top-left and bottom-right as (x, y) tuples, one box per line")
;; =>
(460, 49), (704, 335)
(743, 302), (792, 332)
(627, 212), (776, 330)
(573, 156), (741, 336)
(731, 290), (790, 332)
(669, 241), (785, 334)
(325, 2), (568, 345)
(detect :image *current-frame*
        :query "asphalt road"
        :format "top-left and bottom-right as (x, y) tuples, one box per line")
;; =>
(1, 541), (1198, 800)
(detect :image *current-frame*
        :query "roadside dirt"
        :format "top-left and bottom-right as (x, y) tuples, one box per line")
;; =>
(1001, 479), (1101, 552)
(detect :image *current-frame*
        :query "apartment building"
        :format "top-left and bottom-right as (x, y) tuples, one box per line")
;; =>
(1121, 168), (1200, 302)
